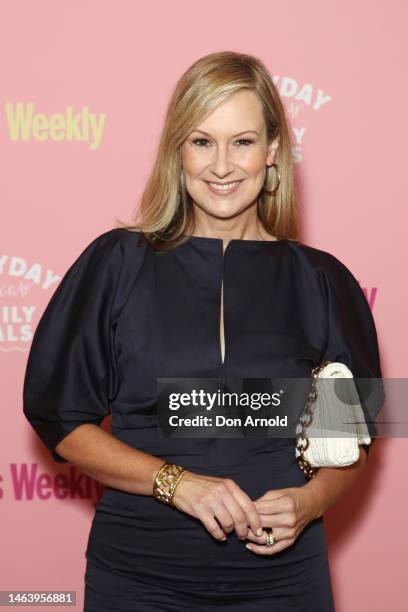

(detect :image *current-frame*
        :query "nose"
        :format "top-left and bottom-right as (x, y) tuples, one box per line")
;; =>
(210, 143), (235, 179)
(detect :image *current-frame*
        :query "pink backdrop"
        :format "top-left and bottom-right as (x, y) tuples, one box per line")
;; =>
(1, 1), (406, 609)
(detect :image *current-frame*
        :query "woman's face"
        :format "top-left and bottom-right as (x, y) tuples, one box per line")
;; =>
(181, 89), (279, 220)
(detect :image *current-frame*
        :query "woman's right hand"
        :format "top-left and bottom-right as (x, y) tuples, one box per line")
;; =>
(171, 472), (263, 541)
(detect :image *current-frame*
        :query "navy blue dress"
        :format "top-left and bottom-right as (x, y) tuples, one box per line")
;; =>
(23, 228), (382, 611)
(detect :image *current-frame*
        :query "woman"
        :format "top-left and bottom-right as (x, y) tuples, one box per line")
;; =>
(23, 51), (382, 611)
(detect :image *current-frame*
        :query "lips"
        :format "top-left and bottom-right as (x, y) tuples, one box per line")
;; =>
(205, 180), (244, 196)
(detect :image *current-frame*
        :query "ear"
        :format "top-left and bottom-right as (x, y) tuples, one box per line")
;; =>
(266, 135), (280, 165)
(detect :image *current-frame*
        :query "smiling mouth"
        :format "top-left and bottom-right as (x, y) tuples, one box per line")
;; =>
(205, 180), (244, 193)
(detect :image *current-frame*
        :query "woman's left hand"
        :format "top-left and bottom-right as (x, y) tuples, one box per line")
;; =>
(244, 486), (320, 555)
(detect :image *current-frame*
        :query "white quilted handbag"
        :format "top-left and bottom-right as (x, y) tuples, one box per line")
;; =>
(295, 360), (372, 479)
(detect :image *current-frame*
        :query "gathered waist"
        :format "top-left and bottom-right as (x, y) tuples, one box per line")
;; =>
(85, 440), (327, 590)
(86, 503), (328, 590)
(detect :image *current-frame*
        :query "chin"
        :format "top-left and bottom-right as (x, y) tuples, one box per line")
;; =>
(201, 203), (249, 220)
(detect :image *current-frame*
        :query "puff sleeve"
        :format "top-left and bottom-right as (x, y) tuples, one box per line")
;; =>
(23, 230), (125, 463)
(316, 251), (385, 456)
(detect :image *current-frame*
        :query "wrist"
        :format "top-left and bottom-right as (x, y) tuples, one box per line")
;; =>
(301, 481), (326, 520)
(152, 462), (189, 506)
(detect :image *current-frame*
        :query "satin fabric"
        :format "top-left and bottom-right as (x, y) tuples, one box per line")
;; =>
(23, 228), (382, 610)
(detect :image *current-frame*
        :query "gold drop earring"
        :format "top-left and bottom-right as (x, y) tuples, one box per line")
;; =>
(262, 163), (281, 196)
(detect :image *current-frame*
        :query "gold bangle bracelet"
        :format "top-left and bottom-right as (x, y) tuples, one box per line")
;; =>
(153, 462), (189, 507)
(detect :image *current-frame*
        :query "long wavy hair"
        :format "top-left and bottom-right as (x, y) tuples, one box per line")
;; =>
(115, 50), (300, 251)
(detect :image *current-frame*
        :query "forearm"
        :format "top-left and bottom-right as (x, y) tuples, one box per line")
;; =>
(55, 424), (165, 496)
(303, 446), (368, 519)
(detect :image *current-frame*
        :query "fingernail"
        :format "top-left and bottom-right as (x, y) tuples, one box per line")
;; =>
(246, 544), (252, 551)
(256, 528), (263, 536)
(221, 536), (227, 541)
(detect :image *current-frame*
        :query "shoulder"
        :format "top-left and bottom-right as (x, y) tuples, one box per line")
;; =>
(50, 228), (149, 301)
(83, 229), (150, 320)
(287, 239), (349, 270)
(287, 241), (371, 314)
(287, 240), (359, 285)
(37, 229), (149, 330)
(80, 227), (147, 256)
(67, 228), (149, 275)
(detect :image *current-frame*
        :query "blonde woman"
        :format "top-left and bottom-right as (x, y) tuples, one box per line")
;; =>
(23, 51), (382, 611)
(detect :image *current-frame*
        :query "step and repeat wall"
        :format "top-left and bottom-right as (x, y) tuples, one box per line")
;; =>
(1, 1), (406, 610)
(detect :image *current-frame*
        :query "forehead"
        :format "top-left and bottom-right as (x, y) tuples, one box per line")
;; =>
(194, 90), (264, 134)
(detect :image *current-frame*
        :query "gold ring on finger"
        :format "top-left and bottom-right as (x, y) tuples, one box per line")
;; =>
(265, 528), (276, 547)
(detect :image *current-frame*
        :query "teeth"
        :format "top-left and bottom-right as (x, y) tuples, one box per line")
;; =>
(208, 181), (240, 191)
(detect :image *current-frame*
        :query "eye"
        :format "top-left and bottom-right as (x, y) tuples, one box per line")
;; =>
(191, 138), (211, 147)
(235, 139), (254, 146)
(190, 137), (255, 147)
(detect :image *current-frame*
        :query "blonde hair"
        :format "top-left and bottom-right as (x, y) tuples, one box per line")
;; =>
(116, 50), (300, 251)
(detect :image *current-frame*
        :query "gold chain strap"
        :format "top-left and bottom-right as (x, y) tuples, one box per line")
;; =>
(153, 462), (189, 507)
(295, 360), (332, 480)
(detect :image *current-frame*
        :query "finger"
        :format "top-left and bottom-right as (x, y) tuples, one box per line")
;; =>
(200, 480), (248, 540)
(253, 489), (288, 503)
(219, 488), (252, 539)
(254, 495), (296, 516)
(245, 537), (295, 555)
(247, 510), (297, 531)
(196, 506), (229, 542)
(225, 482), (263, 537)
(208, 498), (237, 535)
(245, 526), (295, 544)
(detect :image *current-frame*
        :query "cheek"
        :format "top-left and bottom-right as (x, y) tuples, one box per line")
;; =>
(243, 152), (267, 176)
(181, 146), (203, 176)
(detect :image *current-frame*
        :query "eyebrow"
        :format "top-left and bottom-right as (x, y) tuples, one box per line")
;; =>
(191, 129), (259, 138)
